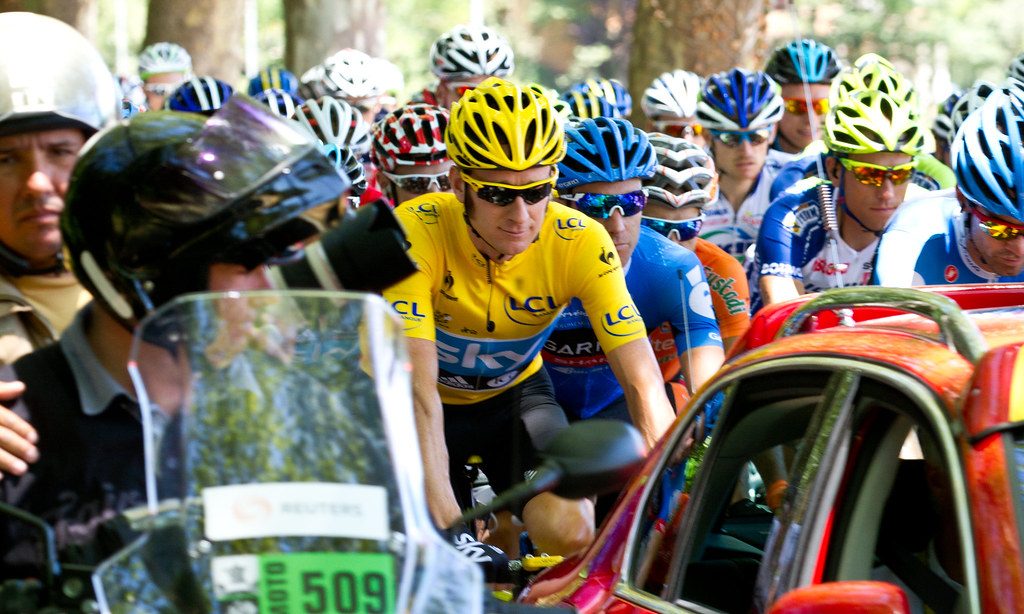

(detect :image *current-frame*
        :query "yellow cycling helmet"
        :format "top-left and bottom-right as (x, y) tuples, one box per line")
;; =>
(829, 53), (917, 108)
(524, 82), (572, 121)
(446, 77), (565, 170)
(824, 90), (932, 156)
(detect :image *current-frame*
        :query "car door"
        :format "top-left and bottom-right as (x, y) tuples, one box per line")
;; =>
(614, 358), (978, 614)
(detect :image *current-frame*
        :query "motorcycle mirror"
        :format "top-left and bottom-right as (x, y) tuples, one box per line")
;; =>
(540, 419), (646, 499)
(451, 420), (645, 530)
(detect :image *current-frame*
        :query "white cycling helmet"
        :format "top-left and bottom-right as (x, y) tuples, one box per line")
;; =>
(642, 70), (702, 120)
(295, 96), (372, 154)
(0, 12), (119, 136)
(324, 49), (384, 100)
(430, 24), (515, 79)
(138, 41), (193, 78)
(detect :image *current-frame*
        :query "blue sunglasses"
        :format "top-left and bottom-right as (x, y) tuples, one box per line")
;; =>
(561, 190), (647, 219)
(641, 214), (705, 241)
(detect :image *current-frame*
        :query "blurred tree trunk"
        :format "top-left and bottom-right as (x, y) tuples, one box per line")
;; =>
(283, 0), (386, 75)
(0, 0), (97, 39)
(629, 0), (769, 125)
(143, 0), (245, 82)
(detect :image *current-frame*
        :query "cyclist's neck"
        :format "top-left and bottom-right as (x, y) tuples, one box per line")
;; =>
(838, 213), (881, 251)
(717, 173), (758, 212)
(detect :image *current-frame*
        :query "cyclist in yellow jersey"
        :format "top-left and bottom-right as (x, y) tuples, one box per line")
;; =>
(383, 78), (675, 561)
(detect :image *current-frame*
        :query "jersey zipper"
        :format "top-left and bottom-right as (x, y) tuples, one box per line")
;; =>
(485, 260), (495, 333)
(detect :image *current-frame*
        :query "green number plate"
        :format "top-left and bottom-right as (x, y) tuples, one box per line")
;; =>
(258, 552), (395, 614)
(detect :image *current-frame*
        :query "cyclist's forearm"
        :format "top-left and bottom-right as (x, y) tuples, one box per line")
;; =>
(607, 339), (675, 448)
(678, 345), (725, 393)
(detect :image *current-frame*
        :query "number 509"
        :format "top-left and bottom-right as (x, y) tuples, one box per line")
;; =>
(301, 571), (387, 614)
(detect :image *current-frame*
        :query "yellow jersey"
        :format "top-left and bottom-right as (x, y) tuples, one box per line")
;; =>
(383, 193), (645, 404)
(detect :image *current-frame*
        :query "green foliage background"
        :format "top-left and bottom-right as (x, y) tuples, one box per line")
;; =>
(94, 0), (1024, 100)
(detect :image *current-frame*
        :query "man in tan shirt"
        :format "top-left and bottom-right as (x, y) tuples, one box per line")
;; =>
(0, 12), (118, 364)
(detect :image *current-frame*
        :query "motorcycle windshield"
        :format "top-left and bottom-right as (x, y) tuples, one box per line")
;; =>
(93, 290), (482, 614)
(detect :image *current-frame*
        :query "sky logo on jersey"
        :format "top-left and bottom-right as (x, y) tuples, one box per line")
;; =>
(505, 295), (561, 325)
(554, 214), (588, 240)
(411, 202), (439, 224)
(436, 329), (547, 379)
(601, 303), (644, 337)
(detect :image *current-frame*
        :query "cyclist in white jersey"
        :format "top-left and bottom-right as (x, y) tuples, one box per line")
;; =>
(874, 92), (1024, 287)
(696, 68), (785, 262)
(749, 89), (931, 310)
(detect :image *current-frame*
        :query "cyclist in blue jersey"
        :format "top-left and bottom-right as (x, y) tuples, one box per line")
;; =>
(749, 89), (930, 310)
(544, 117), (723, 423)
(764, 39), (843, 158)
(874, 92), (1024, 286)
(696, 68), (787, 261)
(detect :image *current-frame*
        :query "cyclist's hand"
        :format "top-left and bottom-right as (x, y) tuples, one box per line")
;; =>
(0, 381), (38, 479)
(445, 522), (511, 582)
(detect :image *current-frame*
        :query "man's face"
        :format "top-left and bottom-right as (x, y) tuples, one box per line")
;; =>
(777, 83), (831, 153)
(0, 128), (85, 269)
(451, 164), (553, 258)
(562, 178), (644, 264)
(437, 74), (488, 109)
(379, 159), (453, 206)
(143, 72), (187, 111)
(828, 151), (914, 233)
(710, 125), (775, 182)
(961, 197), (1024, 277)
(207, 263), (273, 292)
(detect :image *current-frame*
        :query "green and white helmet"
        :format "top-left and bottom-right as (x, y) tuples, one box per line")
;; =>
(824, 90), (931, 156)
(830, 53), (916, 108)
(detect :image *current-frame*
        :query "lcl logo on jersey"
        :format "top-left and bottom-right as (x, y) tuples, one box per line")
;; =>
(390, 300), (427, 331)
(601, 304), (643, 337)
(554, 215), (587, 240)
(505, 295), (560, 325)
(411, 202), (439, 224)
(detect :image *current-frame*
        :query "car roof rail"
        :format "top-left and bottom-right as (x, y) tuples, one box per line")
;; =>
(776, 287), (987, 364)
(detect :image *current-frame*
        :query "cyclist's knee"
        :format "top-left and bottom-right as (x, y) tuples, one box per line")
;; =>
(521, 493), (595, 557)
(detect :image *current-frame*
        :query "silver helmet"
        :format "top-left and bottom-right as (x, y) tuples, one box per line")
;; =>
(0, 12), (119, 137)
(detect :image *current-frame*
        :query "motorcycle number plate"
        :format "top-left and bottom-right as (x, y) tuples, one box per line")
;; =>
(255, 551), (396, 613)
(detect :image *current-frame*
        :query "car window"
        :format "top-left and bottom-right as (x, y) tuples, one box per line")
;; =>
(628, 368), (839, 614)
(759, 376), (970, 614)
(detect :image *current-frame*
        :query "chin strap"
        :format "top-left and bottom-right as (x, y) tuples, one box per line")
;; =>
(462, 185), (508, 261)
(0, 242), (66, 277)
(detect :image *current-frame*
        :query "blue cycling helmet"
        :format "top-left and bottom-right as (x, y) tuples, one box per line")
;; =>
(561, 89), (617, 119)
(952, 92), (1024, 221)
(932, 88), (963, 143)
(247, 67), (300, 97)
(165, 76), (233, 115)
(765, 39), (842, 85)
(568, 78), (632, 118)
(254, 88), (304, 119)
(556, 117), (657, 190)
(697, 68), (784, 131)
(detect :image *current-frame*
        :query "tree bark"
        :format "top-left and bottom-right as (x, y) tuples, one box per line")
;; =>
(283, 0), (386, 76)
(143, 0), (245, 82)
(628, 0), (769, 124)
(0, 0), (97, 40)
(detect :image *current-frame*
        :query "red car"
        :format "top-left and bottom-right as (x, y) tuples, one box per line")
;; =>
(522, 285), (1024, 614)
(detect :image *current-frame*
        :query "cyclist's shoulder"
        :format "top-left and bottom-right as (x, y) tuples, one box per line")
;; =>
(695, 238), (744, 277)
(633, 226), (702, 271)
(887, 189), (959, 234)
(394, 192), (462, 223)
(764, 181), (823, 223)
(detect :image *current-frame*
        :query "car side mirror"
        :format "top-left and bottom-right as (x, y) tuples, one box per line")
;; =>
(767, 581), (910, 614)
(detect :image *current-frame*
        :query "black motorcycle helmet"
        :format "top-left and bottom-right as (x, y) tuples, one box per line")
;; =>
(61, 96), (350, 329)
